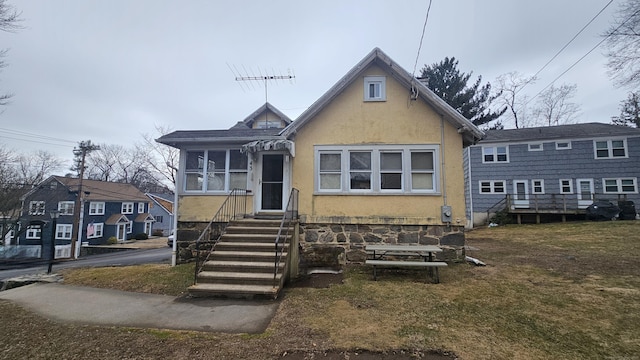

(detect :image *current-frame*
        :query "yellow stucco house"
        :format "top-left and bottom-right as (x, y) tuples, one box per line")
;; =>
(158, 48), (483, 270)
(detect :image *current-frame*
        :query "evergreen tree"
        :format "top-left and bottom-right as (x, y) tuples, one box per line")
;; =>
(612, 92), (640, 128)
(419, 57), (505, 128)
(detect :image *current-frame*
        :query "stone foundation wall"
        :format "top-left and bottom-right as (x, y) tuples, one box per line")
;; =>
(299, 223), (465, 270)
(174, 221), (225, 264)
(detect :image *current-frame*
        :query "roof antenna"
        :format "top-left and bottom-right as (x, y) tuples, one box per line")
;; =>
(228, 65), (295, 103)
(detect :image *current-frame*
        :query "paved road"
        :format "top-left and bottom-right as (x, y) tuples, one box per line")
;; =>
(0, 247), (171, 281)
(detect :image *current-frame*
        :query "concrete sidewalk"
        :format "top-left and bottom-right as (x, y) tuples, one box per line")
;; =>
(0, 283), (280, 334)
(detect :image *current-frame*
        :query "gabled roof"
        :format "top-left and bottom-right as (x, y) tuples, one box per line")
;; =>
(54, 176), (149, 202)
(146, 193), (173, 214)
(479, 123), (640, 144)
(279, 47), (484, 144)
(135, 213), (155, 222)
(105, 213), (131, 225)
(156, 103), (290, 148)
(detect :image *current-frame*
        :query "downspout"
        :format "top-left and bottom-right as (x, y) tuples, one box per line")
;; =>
(466, 147), (474, 228)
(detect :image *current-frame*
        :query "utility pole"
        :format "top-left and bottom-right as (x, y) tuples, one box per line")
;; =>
(69, 140), (100, 259)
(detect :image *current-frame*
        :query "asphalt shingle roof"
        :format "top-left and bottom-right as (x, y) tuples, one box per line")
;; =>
(481, 123), (640, 143)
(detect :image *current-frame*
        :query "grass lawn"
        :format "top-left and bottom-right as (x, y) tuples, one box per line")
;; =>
(1, 221), (639, 359)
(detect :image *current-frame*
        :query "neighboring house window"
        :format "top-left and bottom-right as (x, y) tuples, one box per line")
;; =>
(155, 215), (164, 223)
(315, 145), (438, 194)
(479, 180), (506, 194)
(184, 149), (248, 192)
(595, 139), (627, 158)
(26, 226), (41, 239)
(560, 179), (573, 194)
(528, 143), (543, 151)
(89, 202), (105, 215)
(482, 146), (508, 163)
(126, 221), (132, 234)
(556, 141), (571, 150)
(603, 178), (637, 193)
(121, 202), (134, 214)
(29, 201), (45, 215)
(58, 201), (74, 215)
(532, 180), (545, 194)
(87, 223), (104, 239)
(137, 202), (145, 213)
(55, 224), (72, 240)
(363, 76), (386, 101)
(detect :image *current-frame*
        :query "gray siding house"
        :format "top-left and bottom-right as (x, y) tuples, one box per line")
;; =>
(465, 123), (640, 227)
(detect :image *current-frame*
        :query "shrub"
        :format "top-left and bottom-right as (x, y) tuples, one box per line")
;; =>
(134, 233), (149, 240)
(106, 236), (118, 245)
(489, 209), (512, 225)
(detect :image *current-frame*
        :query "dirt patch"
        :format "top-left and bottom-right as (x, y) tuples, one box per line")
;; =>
(288, 271), (344, 288)
(281, 349), (457, 359)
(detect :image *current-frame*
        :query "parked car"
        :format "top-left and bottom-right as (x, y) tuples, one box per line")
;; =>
(585, 200), (620, 221)
(167, 231), (175, 247)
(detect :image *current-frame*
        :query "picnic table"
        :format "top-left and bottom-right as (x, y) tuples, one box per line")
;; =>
(365, 244), (447, 283)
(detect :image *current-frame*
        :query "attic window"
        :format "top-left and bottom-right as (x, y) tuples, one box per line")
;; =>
(364, 76), (386, 101)
(254, 119), (282, 129)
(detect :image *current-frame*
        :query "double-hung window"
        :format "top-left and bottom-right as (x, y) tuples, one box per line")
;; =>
(184, 149), (248, 192)
(595, 139), (627, 158)
(603, 178), (637, 193)
(479, 180), (506, 194)
(89, 202), (105, 215)
(55, 224), (73, 240)
(363, 76), (386, 101)
(29, 201), (45, 215)
(87, 223), (104, 239)
(26, 226), (41, 239)
(58, 201), (74, 215)
(315, 145), (438, 194)
(532, 180), (545, 194)
(482, 146), (508, 163)
(137, 202), (145, 213)
(560, 179), (573, 194)
(121, 202), (134, 214)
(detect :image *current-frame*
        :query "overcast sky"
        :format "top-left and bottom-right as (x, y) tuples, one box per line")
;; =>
(0, 0), (628, 169)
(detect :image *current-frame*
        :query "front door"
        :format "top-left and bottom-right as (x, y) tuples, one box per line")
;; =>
(117, 224), (126, 241)
(513, 180), (529, 208)
(577, 179), (594, 209)
(259, 154), (285, 211)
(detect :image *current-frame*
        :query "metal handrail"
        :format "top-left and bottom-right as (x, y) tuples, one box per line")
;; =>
(273, 188), (299, 288)
(194, 188), (247, 284)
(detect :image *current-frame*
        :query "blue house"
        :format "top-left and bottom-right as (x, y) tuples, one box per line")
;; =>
(17, 176), (153, 259)
(146, 193), (174, 236)
(464, 123), (640, 227)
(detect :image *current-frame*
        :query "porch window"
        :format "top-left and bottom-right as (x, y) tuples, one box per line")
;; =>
(319, 152), (342, 191)
(349, 151), (372, 190)
(29, 201), (45, 215)
(315, 145), (439, 194)
(58, 201), (74, 215)
(55, 224), (73, 240)
(184, 149), (249, 192)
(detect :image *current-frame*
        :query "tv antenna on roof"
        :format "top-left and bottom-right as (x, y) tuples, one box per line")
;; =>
(227, 63), (295, 103)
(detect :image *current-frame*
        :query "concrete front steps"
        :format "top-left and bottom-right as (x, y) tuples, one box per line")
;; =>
(188, 218), (291, 299)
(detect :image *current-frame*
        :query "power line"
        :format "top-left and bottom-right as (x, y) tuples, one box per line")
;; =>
(0, 134), (76, 148)
(412, 0), (433, 78)
(524, 5), (640, 107)
(517, 0), (614, 96)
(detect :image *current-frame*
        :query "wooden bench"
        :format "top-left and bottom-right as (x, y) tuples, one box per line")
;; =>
(365, 245), (447, 283)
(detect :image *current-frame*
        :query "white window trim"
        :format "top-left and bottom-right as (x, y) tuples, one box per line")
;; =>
(182, 149), (248, 193)
(528, 143), (543, 151)
(363, 76), (386, 102)
(89, 202), (105, 215)
(126, 221), (133, 234)
(602, 178), (638, 194)
(55, 224), (73, 240)
(314, 144), (439, 195)
(87, 223), (104, 239)
(26, 227), (41, 239)
(58, 201), (74, 215)
(555, 141), (572, 150)
(482, 146), (509, 163)
(479, 180), (506, 194)
(137, 202), (145, 213)
(121, 202), (134, 214)
(559, 179), (574, 194)
(594, 138), (628, 159)
(531, 179), (545, 194)
(29, 201), (46, 215)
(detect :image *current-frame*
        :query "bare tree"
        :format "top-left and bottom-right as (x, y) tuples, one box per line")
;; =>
(0, 0), (22, 106)
(532, 84), (581, 127)
(16, 150), (64, 185)
(142, 125), (178, 188)
(495, 72), (537, 128)
(603, 0), (640, 90)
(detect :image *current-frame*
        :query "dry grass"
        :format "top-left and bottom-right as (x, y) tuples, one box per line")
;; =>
(1, 221), (639, 359)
